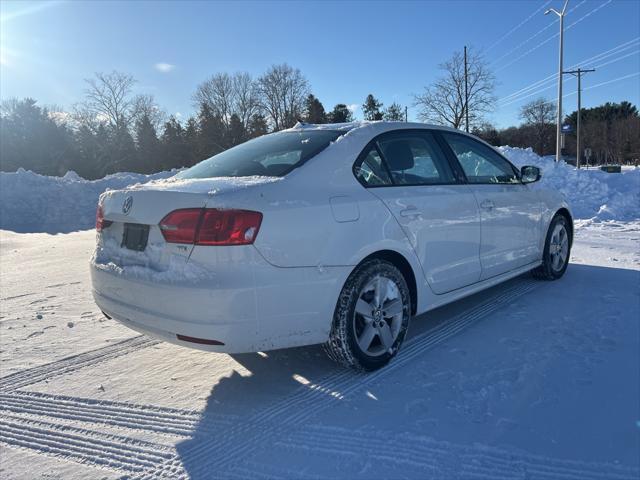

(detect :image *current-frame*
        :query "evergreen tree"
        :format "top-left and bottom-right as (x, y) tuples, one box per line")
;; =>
(384, 102), (405, 121)
(304, 94), (327, 124)
(197, 103), (226, 159)
(226, 114), (246, 147)
(134, 114), (159, 173)
(160, 116), (188, 170)
(247, 113), (268, 139)
(184, 117), (200, 166)
(107, 125), (137, 175)
(327, 104), (354, 123)
(0, 98), (75, 176)
(362, 94), (383, 121)
(73, 125), (104, 179)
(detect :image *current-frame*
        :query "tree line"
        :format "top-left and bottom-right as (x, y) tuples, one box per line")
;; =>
(1, 50), (638, 179)
(473, 99), (639, 165)
(0, 65), (406, 179)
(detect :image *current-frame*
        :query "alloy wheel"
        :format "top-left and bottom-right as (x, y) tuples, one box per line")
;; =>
(353, 275), (405, 356)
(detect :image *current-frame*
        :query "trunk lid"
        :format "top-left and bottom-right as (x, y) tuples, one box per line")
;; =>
(95, 175), (280, 272)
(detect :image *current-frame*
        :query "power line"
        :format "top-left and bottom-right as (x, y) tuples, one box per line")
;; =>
(594, 49), (640, 69)
(495, 0), (612, 73)
(503, 71), (640, 110)
(582, 71), (640, 92)
(491, 0), (586, 66)
(498, 37), (639, 103)
(498, 37), (640, 104)
(485, 0), (552, 53)
(499, 46), (639, 106)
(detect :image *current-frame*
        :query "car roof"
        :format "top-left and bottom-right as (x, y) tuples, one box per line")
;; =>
(286, 120), (465, 136)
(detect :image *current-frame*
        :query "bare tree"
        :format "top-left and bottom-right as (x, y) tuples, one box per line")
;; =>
(132, 94), (166, 131)
(232, 72), (260, 131)
(193, 72), (260, 131)
(257, 64), (309, 131)
(520, 97), (556, 155)
(193, 72), (234, 126)
(81, 71), (138, 129)
(414, 48), (495, 129)
(72, 71), (161, 136)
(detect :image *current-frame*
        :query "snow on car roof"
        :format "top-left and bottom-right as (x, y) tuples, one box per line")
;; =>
(288, 120), (462, 135)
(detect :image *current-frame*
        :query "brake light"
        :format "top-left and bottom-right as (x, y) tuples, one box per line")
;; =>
(159, 208), (262, 246)
(158, 209), (201, 244)
(95, 204), (112, 232)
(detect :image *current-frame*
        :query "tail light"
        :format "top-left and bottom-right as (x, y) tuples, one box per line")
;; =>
(95, 204), (112, 232)
(159, 208), (262, 246)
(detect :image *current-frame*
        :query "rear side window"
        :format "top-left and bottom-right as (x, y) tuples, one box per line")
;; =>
(178, 130), (343, 179)
(377, 133), (455, 185)
(442, 133), (519, 184)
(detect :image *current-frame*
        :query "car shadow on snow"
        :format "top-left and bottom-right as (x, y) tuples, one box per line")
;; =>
(171, 263), (639, 478)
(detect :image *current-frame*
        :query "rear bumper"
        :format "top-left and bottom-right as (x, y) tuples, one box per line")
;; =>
(90, 247), (352, 353)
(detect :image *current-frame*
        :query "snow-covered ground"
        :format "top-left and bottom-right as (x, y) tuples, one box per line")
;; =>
(1, 146), (639, 478)
(1, 222), (638, 479)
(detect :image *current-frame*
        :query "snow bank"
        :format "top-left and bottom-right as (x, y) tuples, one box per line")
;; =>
(1, 147), (638, 234)
(498, 147), (640, 223)
(0, 169), (176, 234)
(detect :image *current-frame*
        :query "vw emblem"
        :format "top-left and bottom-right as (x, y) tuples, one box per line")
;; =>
(122, 196), (133, 215)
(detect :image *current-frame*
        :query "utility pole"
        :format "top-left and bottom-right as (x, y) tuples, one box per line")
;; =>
(405, 105), (408, 122)
(464, 45), (469, 132)
(563, 67), (595, 169)
(545, 0), (570, 162)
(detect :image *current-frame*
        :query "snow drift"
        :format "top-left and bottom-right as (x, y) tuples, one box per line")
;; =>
(0, 147), (638, 234)
(498, 147), (640, 223)
(0, 169), (176, 233)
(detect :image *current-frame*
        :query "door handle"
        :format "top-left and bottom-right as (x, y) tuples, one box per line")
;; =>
(480, 200), (495, 210)
(400, 206), (421, 218)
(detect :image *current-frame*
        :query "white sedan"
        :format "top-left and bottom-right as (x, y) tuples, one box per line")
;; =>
(91, 122), (572, 371)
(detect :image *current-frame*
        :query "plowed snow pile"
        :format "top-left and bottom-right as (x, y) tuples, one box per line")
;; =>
(0, 169), (175, 233)
(498, 147), (640, 223)
(0, 146), (638, 233)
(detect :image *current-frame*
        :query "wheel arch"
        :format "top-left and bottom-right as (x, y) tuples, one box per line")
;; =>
(357, 249), (418, 315)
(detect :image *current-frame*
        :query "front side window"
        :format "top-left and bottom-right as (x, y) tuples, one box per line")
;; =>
(377, 133), (455, 185)
(178, 130), (343, 179)
(442, 133), (519, 184)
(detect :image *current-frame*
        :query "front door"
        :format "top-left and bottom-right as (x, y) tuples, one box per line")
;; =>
(439, 132), (542, 279)
(355, 131), (482, 294)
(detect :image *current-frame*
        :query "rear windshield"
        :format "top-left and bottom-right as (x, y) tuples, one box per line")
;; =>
(177, 130), (343, 179)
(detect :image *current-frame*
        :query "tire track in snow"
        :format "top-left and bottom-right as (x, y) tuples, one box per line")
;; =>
(129, 278), (541, 480)
(0, 415), (175, 474)
(278, 425), (639, 480)
(0, 390), (238, 437)
(0, 335), (159, 392)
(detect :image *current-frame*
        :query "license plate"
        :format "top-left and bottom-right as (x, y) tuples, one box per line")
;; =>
(122, 223), (150, 251)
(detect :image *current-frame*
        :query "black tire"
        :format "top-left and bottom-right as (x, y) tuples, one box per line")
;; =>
(532, 214), (571, 280)
(323, 259), (411, 371)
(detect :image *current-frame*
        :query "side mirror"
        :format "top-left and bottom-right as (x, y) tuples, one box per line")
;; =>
(520, 165), (541, 184)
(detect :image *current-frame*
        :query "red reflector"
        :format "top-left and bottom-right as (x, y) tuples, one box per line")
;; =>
(176, 334), (225, 346)
(95, 204), (112, 232)
(159, 208), (262, 246)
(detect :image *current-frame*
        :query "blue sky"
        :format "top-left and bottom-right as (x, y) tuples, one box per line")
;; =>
(0, 0), (638, 128)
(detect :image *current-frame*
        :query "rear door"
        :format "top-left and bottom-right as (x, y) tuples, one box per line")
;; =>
(356, 130), (482, 294)
(438, 132), (542, 279)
